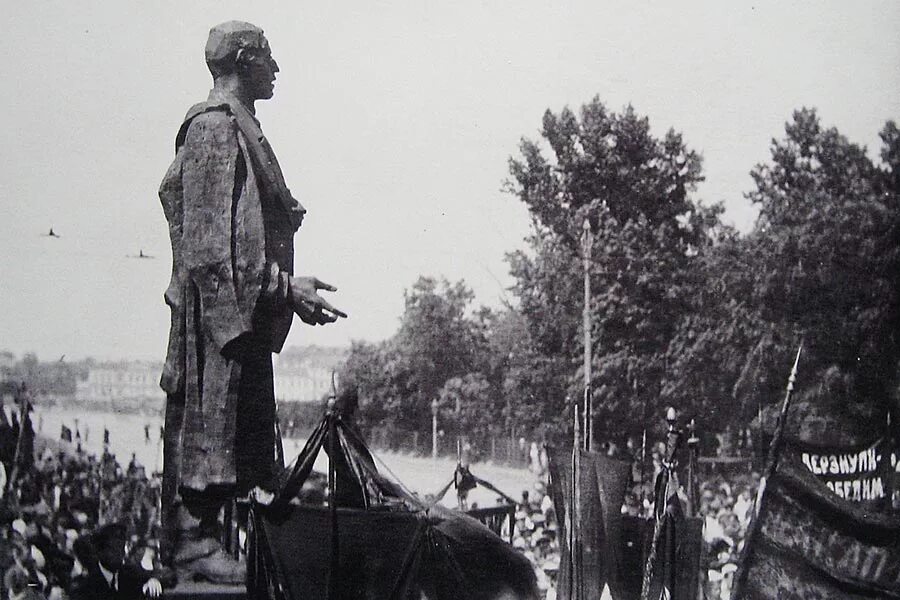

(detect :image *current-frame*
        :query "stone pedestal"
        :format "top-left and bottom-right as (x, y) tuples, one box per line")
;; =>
(164, 582), (246, 599)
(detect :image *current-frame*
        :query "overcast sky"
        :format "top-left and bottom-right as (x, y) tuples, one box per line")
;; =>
(1, 0), (898, 361)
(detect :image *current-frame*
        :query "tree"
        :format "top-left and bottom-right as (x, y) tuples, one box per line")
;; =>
(437, 373), (495, 453)
(339, 277), (489, 448)
(505, 97), (713, 438)
(749, 110), (900, 428)
(668, 109), (900, 443)
(338, 340), (393, 433)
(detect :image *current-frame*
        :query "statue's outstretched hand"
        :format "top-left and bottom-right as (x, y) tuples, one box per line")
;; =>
(289, 276), (347, 325)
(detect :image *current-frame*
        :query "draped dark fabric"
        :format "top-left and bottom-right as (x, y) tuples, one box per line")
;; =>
(420, 506), (539, 600)
(733, 455), (900, 599)
(256, 506), (426, 600)
(249, 411), (540, 600)
(643, 483), (703, 600)
(548, 448), (632, 600)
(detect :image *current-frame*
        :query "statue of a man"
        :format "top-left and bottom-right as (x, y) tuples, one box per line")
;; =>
(158, 21), (345, 583)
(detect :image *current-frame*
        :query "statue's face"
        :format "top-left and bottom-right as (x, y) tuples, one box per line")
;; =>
(242, 38), (279, 101)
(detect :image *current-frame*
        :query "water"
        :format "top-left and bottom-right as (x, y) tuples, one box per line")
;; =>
(33, 407), (536, 508)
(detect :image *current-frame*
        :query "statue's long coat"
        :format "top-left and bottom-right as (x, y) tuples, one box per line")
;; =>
(158, 88), (304, 496)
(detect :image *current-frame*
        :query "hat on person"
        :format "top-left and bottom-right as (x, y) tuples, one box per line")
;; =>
(92, 523), (128, 554)
(30, 545), (45, 570)
(10, 519), (26, 537)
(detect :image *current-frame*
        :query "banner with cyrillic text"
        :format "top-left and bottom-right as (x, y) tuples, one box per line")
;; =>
(786, 437), (893, 507)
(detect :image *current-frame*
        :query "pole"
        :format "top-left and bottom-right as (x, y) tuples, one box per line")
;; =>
(273, 401), (285, 469)
(327, 410), (339, 600)
(731, 343), (802, 600)
(637, 376), (649, 513)
(687, 418), (700, 517)
(766, 344), (802, 478)
(640, 407), (681, 600)
(432, 398), (439, 459)
(757, 397), (763, 470)
(571, 404), (582, 600)
(582, 218), (593, 451)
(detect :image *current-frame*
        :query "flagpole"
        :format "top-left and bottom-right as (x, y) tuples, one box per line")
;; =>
(730, 343), (802, 600)
(687, 418), (699, 517)
(326, 405), (339, 600)
(571, 404), (582, 600)
(638, 376), (648, 513)
(582, 218), (593, 451)
(885, 411), (894, 506)
(640, 407), (681, 600)
(768, 344), (802, 471)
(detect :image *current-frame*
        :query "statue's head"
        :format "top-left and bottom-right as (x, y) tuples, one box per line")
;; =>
(205, 21), (278, 100)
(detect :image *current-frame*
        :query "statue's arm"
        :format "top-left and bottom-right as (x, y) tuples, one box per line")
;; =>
(181, 112), (253, 350)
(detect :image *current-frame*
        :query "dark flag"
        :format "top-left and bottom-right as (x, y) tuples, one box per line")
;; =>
(4, 386), (35, 488)
(60, 425), (72, 443)
(644, 472), (678, 600)
(642, 473), (703, 600)
(549, 448), (631, 600)
(732, 453), (900, 599)
(17, 405), (34, 473)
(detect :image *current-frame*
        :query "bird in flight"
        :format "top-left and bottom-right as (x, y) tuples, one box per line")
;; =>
(42, 227), (61, 238)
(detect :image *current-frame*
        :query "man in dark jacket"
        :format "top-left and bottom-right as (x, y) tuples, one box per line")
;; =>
(158, 21), (345, 583)
(69, 524), (162, 600)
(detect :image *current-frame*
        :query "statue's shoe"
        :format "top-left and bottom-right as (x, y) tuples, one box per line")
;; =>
(173, 536), (220, 563)
(174, 538), (246, 585)
(150, 564), (178, 589)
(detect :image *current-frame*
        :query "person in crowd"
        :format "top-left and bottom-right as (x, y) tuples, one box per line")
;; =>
(3, 564), (45, 600)
(69, 523), (162, 600)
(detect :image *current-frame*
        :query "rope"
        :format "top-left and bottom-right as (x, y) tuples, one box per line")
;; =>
(340, 422), (425, 509)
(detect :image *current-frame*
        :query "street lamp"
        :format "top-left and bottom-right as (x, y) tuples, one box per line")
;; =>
(431, 398), (440, 459)
(581, 218), (593, 450)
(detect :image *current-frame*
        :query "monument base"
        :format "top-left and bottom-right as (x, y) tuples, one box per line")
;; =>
(164, 581), (247, 600)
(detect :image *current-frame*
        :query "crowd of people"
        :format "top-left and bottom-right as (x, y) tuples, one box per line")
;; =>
(507, 485), (560, 598)
(695, 472), (758, 600)
(0, 405), (784, 600)
(1, 416), (166, 600)
(495, 436), (762, 600)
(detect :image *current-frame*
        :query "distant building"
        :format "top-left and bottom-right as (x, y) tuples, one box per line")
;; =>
(273, 346), (347, 403)
(71, 345), (347, 410)
(75, 361), (165, 411)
